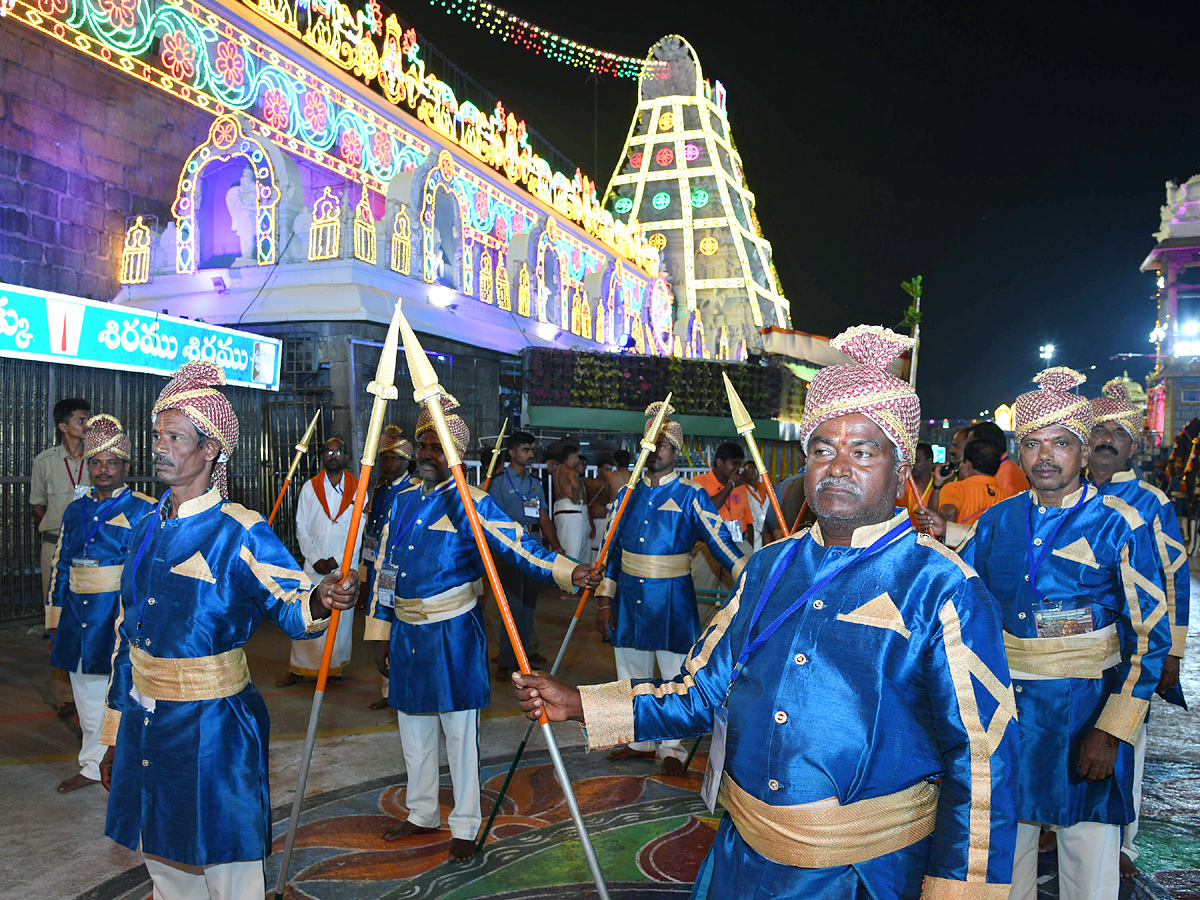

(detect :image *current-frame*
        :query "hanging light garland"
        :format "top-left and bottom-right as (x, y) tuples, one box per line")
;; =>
(429, 1), (666, 79)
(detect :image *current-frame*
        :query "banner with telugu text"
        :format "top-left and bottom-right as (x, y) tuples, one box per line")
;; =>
(0, 286), (281, 391)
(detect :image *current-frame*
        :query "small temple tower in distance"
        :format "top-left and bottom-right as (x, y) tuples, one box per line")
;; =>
(603, 35), (790, 360)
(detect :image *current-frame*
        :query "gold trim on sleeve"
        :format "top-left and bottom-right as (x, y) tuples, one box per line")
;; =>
(1171, 624), (1188, 657)
(363, 616), (392, 641)
(99, 709), (121, 746)
(46, 603), (61, 630)
(551, 553), (577, 593)
(597, 577), (617, 599)
(1095, 692), (1150, 745)
(579, 679), (635, 750)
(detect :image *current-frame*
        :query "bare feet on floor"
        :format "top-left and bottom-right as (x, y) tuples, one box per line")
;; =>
(368, 697), (390, 710)
(1038, 830), (1057, 853)
(1120, 853), (1139, 880)
(56, 773), (99, 793)
(381, 820), (439, 841)
(55, 701), (76, 718)
(659, 757), (686, 777)
(275, 672), (305, 687)
(449, 838), (476, 861)
(606, 746), (657, 762)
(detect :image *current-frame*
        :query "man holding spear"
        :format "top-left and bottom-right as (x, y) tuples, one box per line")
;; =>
(366, 397), (599, 861)
(515, 325), (1019, 900)
(97, 361), (357, 900)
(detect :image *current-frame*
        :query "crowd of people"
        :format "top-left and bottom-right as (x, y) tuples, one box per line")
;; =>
(31, 325), (1188, 900)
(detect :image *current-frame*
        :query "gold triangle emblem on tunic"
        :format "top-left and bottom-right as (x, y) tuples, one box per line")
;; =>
(659, 498), (683, 513)
(1050, 537), (1099, 569)
(836, 592), (912, 639)
(106, 513), (131, 529)
(169, 551), (216, 584)
(428, 514), (458, 533)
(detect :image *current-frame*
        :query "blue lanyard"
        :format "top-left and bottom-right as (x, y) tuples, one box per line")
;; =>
(80, 493), (121, 549)
(505, 469), (536, 504)
(385, 484), (448, 560)
(129, 491), (171, 633)
(370, 481), (406, 529)
(1023, 484), (1087, 602)
(727, 518), (911, 698)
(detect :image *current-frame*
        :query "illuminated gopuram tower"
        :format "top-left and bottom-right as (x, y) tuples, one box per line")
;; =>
(603, 35), (791, 359)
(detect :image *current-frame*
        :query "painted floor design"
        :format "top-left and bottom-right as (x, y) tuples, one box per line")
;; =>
(79, 751), (1200, 900)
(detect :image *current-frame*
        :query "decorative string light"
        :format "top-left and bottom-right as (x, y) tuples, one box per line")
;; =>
(430, 1), (667, 79)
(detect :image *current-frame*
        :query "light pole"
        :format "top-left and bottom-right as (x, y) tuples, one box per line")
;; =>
(1039, 343), (1055, 363)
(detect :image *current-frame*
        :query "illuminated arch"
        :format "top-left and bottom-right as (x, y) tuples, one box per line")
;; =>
(420, 153), (470, 287)
(535, 224), (568, 325)
(172, 115), (280, 273)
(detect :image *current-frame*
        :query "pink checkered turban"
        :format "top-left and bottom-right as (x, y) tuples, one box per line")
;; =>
(416, 393), (470, 454)
(152, 361), (239, 498)
(800, 325), (920, 464)
(379, 425), (413, 459)
(644, 400), (684, 451)
(1014, 367), (1091, 443)
(84, 414), (130, 461)
(1091, 378), (1141, 439)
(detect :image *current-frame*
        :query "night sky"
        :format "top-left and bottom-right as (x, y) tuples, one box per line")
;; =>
(402, 1), (1200, 419)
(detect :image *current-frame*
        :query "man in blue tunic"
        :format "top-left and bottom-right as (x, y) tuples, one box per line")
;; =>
(516, 325), (1019, 900)
(98, 361), (358, 900)
(958, 367), (1172, 900)
(597, 401), (748, 775)
(1087, 378), (1188, 878)
(366, 396), (598, 862)
(47, 414), (155, 793)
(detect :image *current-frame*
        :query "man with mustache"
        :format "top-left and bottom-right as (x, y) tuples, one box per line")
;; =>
(97, 361), (357, 900)
(515, 326), (1018, 899)
(593, 402), (747, 776)
(366, 395), (599, 862)
(959, 368), (1171, 900)
(1086, 379), (1188, 879)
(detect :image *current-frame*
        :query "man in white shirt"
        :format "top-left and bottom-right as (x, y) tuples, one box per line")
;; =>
(277, 437), (362, 685)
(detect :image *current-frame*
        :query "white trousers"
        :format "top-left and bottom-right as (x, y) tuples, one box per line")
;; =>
(69, 666), (108, 780)
(613, 646), (688, 761)
(1011, 821), (1120, 900)
(396, 708), (480, 841)
(143, 855), (264, 900)
(1122, 719), (1148, 862)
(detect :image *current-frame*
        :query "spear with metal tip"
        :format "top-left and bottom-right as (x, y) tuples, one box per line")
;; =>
(395, 306), (610, 899)
(477, 394), (672, 851)
(481, 418), (509, 492)
(267, 409), (322, 527)
(272, 302), (402, 900)
(722, 372), (789, 537)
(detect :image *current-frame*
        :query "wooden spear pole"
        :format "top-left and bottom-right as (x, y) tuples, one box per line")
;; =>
(395, 305), (611, 899)
(267, 409), (322, 526)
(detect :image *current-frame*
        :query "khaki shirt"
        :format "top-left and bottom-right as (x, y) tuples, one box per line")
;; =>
(30, 444), (91, 534)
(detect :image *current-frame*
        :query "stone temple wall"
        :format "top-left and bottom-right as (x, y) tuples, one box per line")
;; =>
(0, 24), (212, 300)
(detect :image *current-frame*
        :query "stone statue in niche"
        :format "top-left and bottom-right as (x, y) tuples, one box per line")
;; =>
(288, 205), (312, 261)
(156, 222), (177, 275)
(225, 166), (258, 266)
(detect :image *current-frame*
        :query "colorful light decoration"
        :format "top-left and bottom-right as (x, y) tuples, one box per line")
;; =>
(309, 186), (341, 261)
(353, 184), (377, 264)
(614, 197), (634, 214)
(427, 0), (667, 79)
(658, 112), (674, 132)
(683, 143), (701, 162)
(119, 216), (153, 285)
(652, 192), (671, 210)
(691, 188), (709, 209)
(390, 207), (412, 275)
(698, 236), (718, 256)
(648, 233), (667, 250)
(655, 147), (674, 167)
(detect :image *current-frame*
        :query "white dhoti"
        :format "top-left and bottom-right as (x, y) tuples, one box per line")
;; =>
(143, 855), (264, 900)
(553, 498), (588, 563)
(1122, 712), (1148, 862)
(613, 647), (688, 762)
(1011, 820), (1119, 900)
(288, 599), (354, 676)
(69, 665), (108, 780)
(395, 708), (481, 841)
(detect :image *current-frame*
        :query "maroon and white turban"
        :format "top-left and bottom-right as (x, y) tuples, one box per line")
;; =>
(379, 424), (413, 459)
(1091, 378), (1141, 439)
(84, 414), (130, 461)
(1014, 367), (1091, 443)
(415, 393), (470, 454)
(644, 400), (684, 451)
(152, 361), (239, 497)
(800, 325), (920, 464)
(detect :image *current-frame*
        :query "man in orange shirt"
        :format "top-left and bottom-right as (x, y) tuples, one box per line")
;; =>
(691, 442), (754, 594)
(918, 439), (1010, 545)
(972, 421), (1029, 496)
(902, 442), (935, 525)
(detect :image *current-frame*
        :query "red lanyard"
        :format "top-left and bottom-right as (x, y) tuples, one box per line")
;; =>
(64, 455), (84, 488)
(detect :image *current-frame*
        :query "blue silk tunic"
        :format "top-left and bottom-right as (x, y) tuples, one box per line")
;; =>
(365, 478), (577, 714)
(47, 485), (156, 673)
(600, 471), (747, 654)
(960, 483), (1171, 827)
(359, 475), (413, 598)
(581, 511), (1019, 900)
(102, 488), (325, 866)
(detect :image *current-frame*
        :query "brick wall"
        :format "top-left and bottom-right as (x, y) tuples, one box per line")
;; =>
(0, 24), (213, 300)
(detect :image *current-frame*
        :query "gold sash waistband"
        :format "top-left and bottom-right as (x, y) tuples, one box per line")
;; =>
(394, 582), (477, 624)
(130, 645), (250, 701)
(621, 550), (691, 579)
(1003, 624), (1120, 680)
(718, 776), (939, 868)
(69, 564), (123, 594)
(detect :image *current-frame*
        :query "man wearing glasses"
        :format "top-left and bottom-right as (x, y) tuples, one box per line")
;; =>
(277, 436), (362, 686)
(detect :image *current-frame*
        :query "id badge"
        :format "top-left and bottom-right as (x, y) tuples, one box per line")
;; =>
(524, 504), (539, 520)
(1035, 604), (1093, 638)
(376, 566), (398, 608)
(361, 535), (378, 563)
(72, 557), (98, 568)
(726, 520), (744, 544)
(73, 484), (89, 500)
(700, 706), (729, 814)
